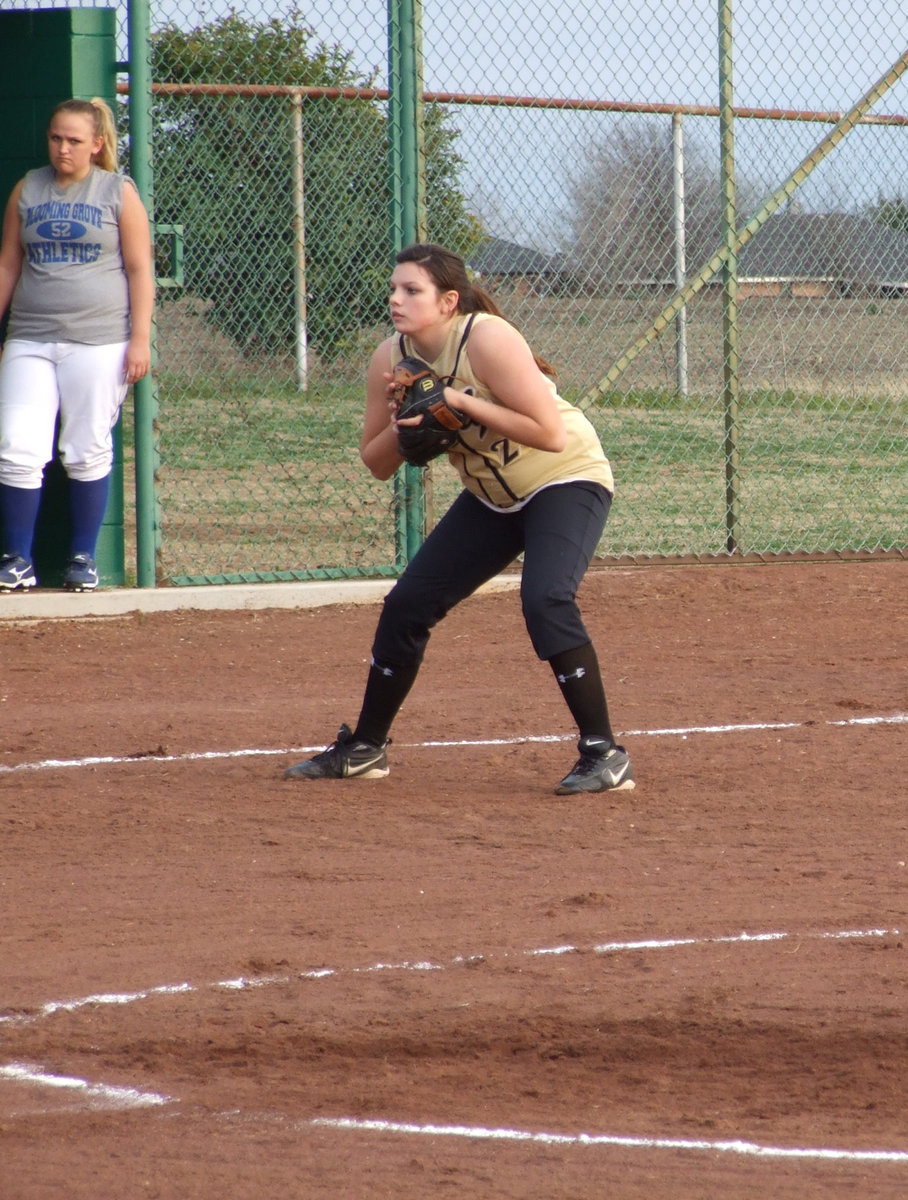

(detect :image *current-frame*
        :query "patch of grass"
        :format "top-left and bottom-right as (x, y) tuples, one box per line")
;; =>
(143, 363), (905, 581)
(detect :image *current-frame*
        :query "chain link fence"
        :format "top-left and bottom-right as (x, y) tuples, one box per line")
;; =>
(6, 0), (908, 582)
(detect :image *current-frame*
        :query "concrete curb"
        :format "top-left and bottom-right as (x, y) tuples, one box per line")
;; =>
(0, 574), (521, 622)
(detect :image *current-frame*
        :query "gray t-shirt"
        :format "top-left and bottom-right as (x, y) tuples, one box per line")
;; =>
(9, 164), (132, 344)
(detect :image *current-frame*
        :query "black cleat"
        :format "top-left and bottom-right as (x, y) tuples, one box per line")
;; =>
(284, 724), (390, 781)
(555, 738), (635, 795)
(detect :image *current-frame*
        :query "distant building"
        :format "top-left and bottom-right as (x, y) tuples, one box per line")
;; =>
(470, 217), (908, 301)
(467, 236), (565, 296)
(738, 212), (908, 298)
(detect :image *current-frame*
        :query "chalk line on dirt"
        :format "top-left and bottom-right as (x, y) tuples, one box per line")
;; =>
(3, 928), (906, 1165)
(310, 1115), (908, 1163)
(0, 712), (905, 775)
(1, 924), (900, 1029)
(4, 710), (905, 1160)
(2, 1063), (906, 1165)
(0, 1062), (170, 1108)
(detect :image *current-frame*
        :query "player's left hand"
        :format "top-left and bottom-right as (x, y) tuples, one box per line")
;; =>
(124, 337), (151, 384)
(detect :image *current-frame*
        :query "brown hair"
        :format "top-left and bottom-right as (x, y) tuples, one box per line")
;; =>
(395, 243), (556, 376)
(49, 98), (118, 172)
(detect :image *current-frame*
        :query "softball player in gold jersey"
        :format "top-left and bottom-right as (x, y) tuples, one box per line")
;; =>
(285, 243), (634, 795)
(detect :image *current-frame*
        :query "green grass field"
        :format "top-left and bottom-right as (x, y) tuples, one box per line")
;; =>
(126, 291), (907, 583)
(121, 369), (905, 585)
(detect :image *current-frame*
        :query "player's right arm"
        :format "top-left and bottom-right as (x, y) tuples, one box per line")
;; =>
(0, 182), (25, 339)
(360, 338), (406, 480)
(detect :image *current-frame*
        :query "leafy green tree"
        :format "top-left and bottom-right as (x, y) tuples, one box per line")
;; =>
(151, 14), (480, 358)
(866, 192), (908, 236)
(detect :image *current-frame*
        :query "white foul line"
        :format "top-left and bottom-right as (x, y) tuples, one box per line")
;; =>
(1, 925), (900, 1028)
(2, 1066), (904, 1163)
(0, 712), (905, 775)
(310, 1115), (908, 1163)
(3, 927), (906, 1165)
(0, 1062), (170, 1108)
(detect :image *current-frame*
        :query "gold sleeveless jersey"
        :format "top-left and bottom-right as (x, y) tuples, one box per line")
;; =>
(396, 311), (614, 510)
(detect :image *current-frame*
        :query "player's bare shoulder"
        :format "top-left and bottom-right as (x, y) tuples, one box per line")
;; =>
(466, 313), (542, 392)
(367, 334), (399, 377)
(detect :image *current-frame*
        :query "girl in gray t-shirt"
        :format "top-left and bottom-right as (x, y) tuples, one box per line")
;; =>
(0, 97), (153, 591)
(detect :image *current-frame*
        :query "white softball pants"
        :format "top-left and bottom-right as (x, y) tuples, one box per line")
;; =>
(0, 339), (129, 488)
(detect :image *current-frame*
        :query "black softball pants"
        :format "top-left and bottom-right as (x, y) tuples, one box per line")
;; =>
(371, 480), (612, 668)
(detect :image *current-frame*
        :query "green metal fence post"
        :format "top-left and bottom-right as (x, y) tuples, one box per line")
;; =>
(388, 0), (427, 568)
(718, 0), (740, 555)
(128, 0), (160, 587)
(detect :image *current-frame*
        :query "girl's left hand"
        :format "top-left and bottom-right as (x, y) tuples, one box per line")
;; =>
(124, 338), (151, 384)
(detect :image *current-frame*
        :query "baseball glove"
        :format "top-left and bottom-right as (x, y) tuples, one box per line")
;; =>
(391, 356), (469, 467)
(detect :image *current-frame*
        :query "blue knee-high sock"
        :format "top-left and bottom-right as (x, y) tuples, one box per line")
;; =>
(68, 475), (111, 558)
(0, 483), (42, 560)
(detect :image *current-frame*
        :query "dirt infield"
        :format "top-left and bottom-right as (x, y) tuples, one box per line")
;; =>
(1, 560), (906, 1199)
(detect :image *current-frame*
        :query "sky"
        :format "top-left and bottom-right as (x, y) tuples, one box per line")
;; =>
(140, 0), (908, 112)
(10, 0), (908, 244)
(155, 0), (908, 243)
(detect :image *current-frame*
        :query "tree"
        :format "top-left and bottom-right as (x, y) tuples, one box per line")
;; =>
(150, 14), (480, 358)
(562, 117), (758, 291)
(866, 192), (908, 236)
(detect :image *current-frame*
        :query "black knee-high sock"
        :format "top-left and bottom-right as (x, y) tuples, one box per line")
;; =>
(353, 659), (420, 747)
(548, 642), (616, 746)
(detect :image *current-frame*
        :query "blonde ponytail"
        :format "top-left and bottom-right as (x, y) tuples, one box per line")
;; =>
(89, 98), (118, 172)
